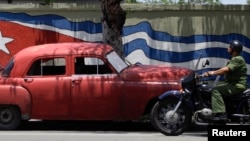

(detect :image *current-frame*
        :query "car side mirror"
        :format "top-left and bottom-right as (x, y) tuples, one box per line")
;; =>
(202, 59), (209, 67)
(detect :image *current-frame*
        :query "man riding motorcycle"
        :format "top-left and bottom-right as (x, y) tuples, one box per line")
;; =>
(203, 40), (247, 122)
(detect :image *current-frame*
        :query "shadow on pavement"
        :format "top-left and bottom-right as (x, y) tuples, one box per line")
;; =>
(18, 120), (156, 132)
(18, 120), (207, 133)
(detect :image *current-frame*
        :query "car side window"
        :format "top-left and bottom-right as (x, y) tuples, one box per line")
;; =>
(27, 58), (66, 76)
(74, 57), (112, 74)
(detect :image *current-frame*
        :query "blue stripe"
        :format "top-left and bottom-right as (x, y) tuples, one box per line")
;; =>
(123, 39), (242, 63)
(123, 21), (250, 47)
(0, 12), (103, 33)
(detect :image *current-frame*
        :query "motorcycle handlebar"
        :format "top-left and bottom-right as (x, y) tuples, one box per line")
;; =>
(195, 74), (205, 79)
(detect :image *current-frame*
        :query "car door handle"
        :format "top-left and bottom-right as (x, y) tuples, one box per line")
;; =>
(72, 77), (82, 84)
(24, 78), (33, 83)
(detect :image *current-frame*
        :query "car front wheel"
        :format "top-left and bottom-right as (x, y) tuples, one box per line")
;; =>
(0, 106), (21, 130)
(150, 98), (191, 136)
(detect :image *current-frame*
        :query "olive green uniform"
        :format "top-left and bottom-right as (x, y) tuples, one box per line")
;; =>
(212, 55), (247, 113)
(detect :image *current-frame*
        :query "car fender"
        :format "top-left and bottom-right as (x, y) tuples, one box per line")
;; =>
(0, 85), (31, 120)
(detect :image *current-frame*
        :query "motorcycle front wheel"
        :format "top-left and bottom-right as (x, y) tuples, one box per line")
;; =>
(150, 98), (191, 136)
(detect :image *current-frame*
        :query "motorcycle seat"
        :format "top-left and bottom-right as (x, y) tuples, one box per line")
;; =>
(223, 88), (250, 101)
(224, 93), (242, 101)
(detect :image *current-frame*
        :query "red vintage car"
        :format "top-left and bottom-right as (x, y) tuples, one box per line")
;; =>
(0, 42), (193, 133)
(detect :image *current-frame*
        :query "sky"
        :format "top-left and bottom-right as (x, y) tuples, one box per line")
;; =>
(221, 0), (247, 4)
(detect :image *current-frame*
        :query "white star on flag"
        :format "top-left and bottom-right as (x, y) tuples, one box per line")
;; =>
(0, 31), (13, 54)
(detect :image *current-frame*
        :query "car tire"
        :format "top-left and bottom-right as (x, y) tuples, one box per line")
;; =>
(0, 106), (21, 130)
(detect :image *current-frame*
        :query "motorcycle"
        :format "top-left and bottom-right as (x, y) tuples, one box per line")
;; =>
(150, 56), (250, 136)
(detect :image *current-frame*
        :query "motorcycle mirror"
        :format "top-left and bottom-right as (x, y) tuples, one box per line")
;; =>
(194, 52), (203, 71)
(202, 59), (209, 67)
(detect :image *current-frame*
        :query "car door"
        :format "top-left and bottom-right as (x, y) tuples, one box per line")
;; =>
(22, 57), (71, 118)
(71, 56), (122, 120)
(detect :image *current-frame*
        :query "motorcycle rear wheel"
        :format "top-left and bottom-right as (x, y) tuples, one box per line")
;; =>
(233, 100), (250, 124)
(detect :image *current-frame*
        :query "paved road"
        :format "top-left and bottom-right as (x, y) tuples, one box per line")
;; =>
(0, 120), (208, 141)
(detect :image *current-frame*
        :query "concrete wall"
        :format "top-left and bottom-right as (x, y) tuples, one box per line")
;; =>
(0, 0), (96, 4)
(0, 2), (249, 82)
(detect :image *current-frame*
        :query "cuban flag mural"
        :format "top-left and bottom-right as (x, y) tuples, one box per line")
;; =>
(0, 12), (249, 83)
(0, 12), (103, 66)
(123, 21), (250, 83)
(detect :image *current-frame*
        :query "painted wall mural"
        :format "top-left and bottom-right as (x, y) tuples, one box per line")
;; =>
(0, 12), (249, 83)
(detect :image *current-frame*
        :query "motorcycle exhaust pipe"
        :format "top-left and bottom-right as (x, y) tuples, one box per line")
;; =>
(194, 120), (209, 126)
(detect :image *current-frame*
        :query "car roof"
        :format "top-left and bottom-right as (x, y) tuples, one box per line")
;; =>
(14, 42), (114, 61)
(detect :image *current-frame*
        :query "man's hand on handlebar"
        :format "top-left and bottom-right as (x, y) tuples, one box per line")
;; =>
(202, 71), (214, 77)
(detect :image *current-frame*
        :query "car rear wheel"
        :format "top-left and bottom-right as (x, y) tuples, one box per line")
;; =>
(0, 106), (21, 130)
(150, 98), (191, 136)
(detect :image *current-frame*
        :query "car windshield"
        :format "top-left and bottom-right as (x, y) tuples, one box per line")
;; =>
(1, 58), (14, 77)
(106, 51), (128, 73)
(0, 64), (4, 76)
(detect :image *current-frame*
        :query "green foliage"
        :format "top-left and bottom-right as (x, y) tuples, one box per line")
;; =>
(125, 0), (138, 3)
(45, 0), (55, 4)
(178, 0), (185, 5)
